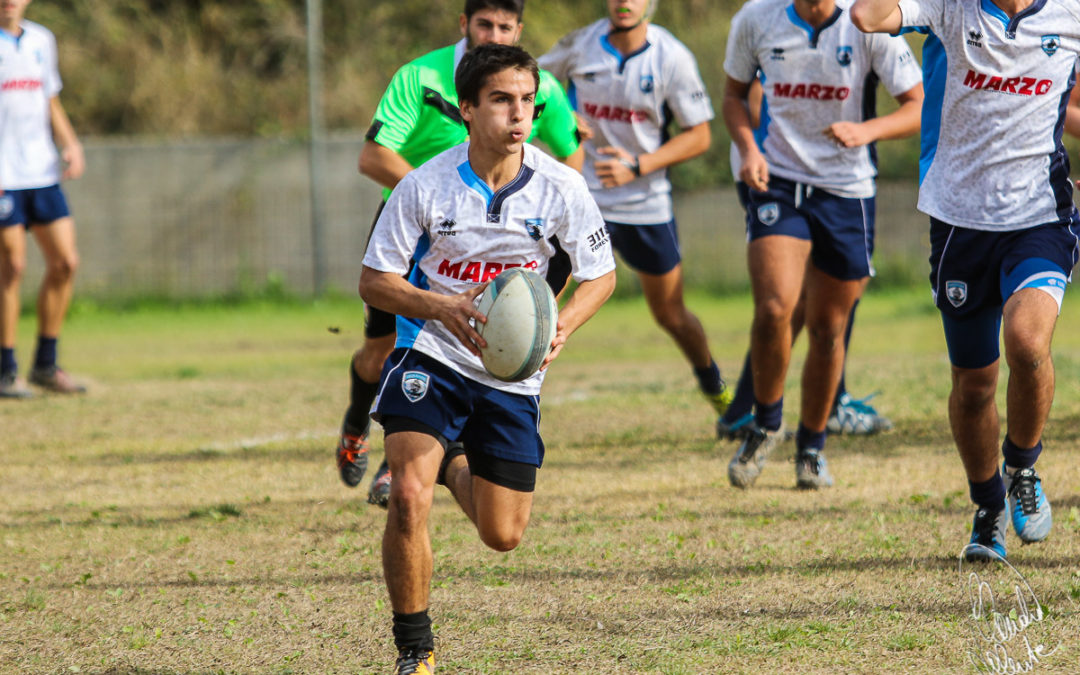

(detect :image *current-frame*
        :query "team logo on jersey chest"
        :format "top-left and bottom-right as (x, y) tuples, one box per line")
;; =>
(524, 218), (544, 240)
(836, 46), (853, 67)
(1042, 35), (1061, 57)
(757, 203), (780, 227)
(945, 281), (968, 307)
(640, 75), (654, 93)
(402, 371), (430, 403)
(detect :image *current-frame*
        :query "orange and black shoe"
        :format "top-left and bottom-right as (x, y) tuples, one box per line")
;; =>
(368, 459), (392, 508)
(336, 430), (370, 488)
(394, 647), (434, 675)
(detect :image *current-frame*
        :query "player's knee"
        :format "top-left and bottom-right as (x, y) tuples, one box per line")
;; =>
(0, 256), (26, 285)
(652, 304), (689, 334)
(754, 296), (794, 328)
(386, 478), (432, 532)
(951, 369), (997, 410)
(804, 316), (845, 350)
(47, 253), (78, 281)
(477, 523), (524, 552)
(1002, 327), (1052, 373)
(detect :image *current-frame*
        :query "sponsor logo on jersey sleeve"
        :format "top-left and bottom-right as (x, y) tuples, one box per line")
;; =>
(587, 226), (610, 252)
(402, 371), (430, 402)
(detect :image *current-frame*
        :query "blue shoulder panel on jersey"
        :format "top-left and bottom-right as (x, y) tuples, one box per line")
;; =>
(979, 0), (1011, 28)
(918, 32), (946, 185)
(755, 72), (770, 151)
(457, 161), (494, 207)
(396, 232), (432, 348)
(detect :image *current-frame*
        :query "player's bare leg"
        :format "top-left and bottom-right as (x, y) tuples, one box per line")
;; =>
(1001, 289), (1058, 447)
(443, 455), (532, 551)
(800, 267), (865, 432)
(382, 431), (443, 614)
(0, 225), (31, 398)
(31, 217), (78, 339)
(747, 235), (810, 405)
(639, 264), (732, 414)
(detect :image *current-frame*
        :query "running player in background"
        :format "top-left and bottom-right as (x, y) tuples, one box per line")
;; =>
(852, 0), (1080, 561)
(723, 0), (922, 489)
(718, 77), (894, 440)
(0, 0), (86, 399)
(337, 0), (583, 507)
(359, 44), (615, 674)
(539, 0), (735, 425)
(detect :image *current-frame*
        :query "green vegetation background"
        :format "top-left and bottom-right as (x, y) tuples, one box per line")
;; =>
(33, 0), (931, 188)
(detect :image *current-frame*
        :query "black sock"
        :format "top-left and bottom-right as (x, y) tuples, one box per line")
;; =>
(969, 471), (1006, 512)
(344, 360), (379, 436)
(693, 360), (722, 396)
(1002, 437), (1042, 472)
(754, 397), (783, 432)
(392, 609), (434, 652)
(723, 350), (755, 424)
(34, 336), (57, 370)
(796, 423), (826, 453)
(1, 347), (15, 376)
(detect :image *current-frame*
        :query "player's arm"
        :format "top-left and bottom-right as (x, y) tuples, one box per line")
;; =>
(850, 0), (905, 34)
(723, 76), (769, 192)
(49, 97), (84, 180)
(359, 267), (489, 356)
(541, 269), (615, 369)
(594, 122), (710, 188)
(358, 141), (414, 191)
(824, 83), (923, 147)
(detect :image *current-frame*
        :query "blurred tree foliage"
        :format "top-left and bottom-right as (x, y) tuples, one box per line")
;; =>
(33, 0), (929, 185)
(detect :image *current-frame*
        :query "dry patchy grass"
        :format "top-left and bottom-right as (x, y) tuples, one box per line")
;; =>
(2, 291), (1080, 673)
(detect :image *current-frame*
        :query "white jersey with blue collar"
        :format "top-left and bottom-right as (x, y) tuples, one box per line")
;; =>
(363, 142), (616, 395)
(0, 20), (62, 191)
(725, 0), (922, 198)
(539, 20), (714, 224)
(899, 0), (1080, 231)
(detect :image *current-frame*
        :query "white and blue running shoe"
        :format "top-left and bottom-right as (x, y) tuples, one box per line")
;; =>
(1004, 464), (1052, 543)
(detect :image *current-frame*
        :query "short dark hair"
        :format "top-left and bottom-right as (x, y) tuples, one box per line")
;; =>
(455, 43), (539, 107)
(463, 0), (525, 21)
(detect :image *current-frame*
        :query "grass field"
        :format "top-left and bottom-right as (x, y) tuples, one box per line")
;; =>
(3, 289), (1080, 674)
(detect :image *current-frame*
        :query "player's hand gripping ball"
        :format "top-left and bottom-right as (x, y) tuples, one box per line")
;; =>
(475, 268), (559, 382)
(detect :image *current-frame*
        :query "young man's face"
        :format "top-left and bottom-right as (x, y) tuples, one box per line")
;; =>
(460, 67), (536, 158)
(0, 0), (32, 24)
(460, 8), (522, 49)
(607, 0), (650, 29)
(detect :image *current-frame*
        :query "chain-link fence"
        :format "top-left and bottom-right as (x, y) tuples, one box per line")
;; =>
(21, 136), (931, 302)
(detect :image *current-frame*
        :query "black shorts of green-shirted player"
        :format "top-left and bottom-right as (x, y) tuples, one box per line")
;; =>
(358, 44), (616, 673)
(337, 0), (584, 504)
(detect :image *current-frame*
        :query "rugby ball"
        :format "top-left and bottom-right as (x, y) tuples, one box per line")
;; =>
(475, 268), (559, 382)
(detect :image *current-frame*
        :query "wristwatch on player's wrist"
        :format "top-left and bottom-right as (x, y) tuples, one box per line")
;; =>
(618, 156), (641, 177)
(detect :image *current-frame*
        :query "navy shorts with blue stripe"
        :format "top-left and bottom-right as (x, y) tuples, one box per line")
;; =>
(0, 185), (71, 228)
(742, 177), (875, 281)
(373, 348), (545, 467)
(605, 219), (681, 275)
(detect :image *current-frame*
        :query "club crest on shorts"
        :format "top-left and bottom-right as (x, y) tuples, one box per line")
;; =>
(757, 202), (780, 227)
(0, 194), (12, 220)
(524, 218), (544, 241)
(1042, 35), (1060, 56)
(946, 280), (968, 307)
(402, 371), (430, 403)
(836, 46), (853, 66)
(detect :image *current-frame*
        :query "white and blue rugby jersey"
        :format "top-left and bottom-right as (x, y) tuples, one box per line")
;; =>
(539, 20), (714, 224)
(0, 21), (62, 191)
(899, 0), (1080, 231)
(363, 143), (616, 396)
(725, 0), (922, 198)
